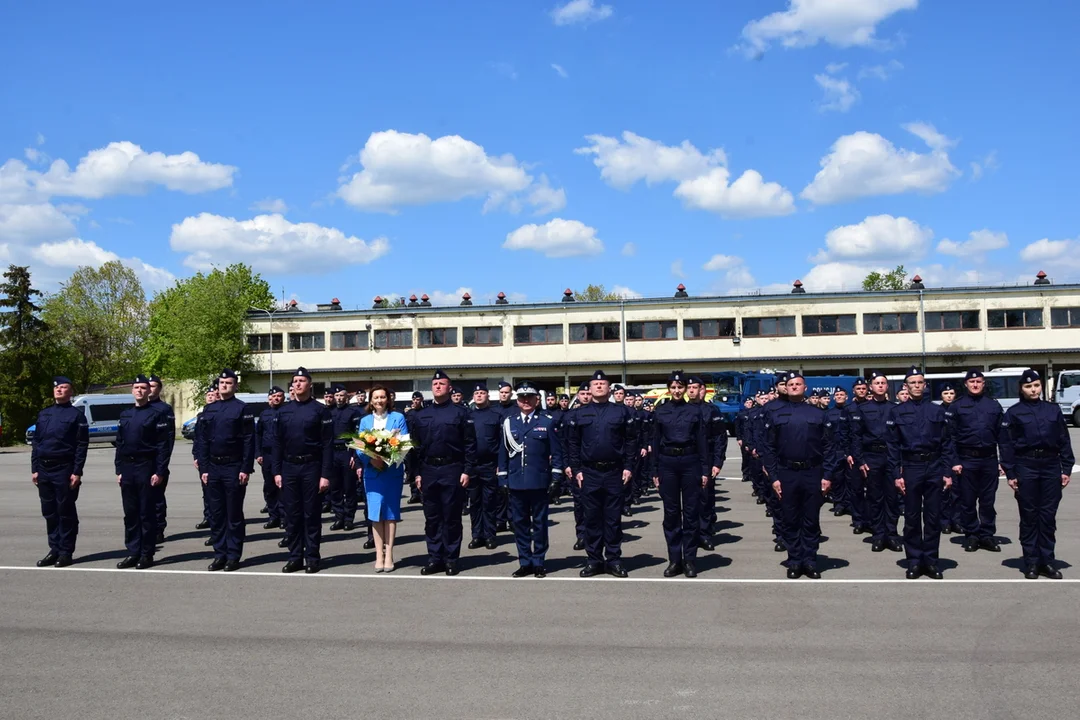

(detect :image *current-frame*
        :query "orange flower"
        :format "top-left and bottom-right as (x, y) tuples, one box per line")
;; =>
(388, 437), (400, 447)
(365, 435), (377, 445)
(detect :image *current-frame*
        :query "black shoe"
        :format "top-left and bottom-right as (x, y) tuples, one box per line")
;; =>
(136, 556), (154, 570)
(116, 555), (138, 569)
(871, 540), (885, 552)
(343, 521), (355, 532)
(573, 539), (586, 551)
(534, 565), (547, 578)
(330, 520), (345, 531)
(886, 539), (904, 552)
(305, 561), (320, 574)
(195, 520), (210, 530)
(941, 524), (953, 535)
(485, 538), (497, 550)
(979, 537), (1001, 552)
(923, 565), (943, 580)
(512, 566), (534, 578)
(853, 526), (867, 535)
(606, 562), (628, 578)
(963, 537), (980, 552)
(905, 567), (922, 580)
(278, 537), (290, 548)
(683, 561), (698, 578)
(774, 542), (785, 552)
(208, 558), (227, 571)
(224, 560), (240, 572)
(36, 551), (59, 567)
(833, 507), (850, 517)
(363, 539), (376, 550)
(407, 495), (422, 504)
(756, 496), (765, 505)
(421, 562), (446, 576)
(579, 564), (602, 578)
(155, 531), (166, 544)
(496, 522), (508, 533)
(802, 564), (821, 579)
(663, 562), (684, 578)
(263, 518), (281, 530)
(204, 537), (214, 546)
(622, 507), (633, 517)
(467, 538), (485, 550)
(764, 509), (772, 517)
(1024, 567), (1040, 579)
(461, 504), (470, 516)
(321, 501), (331, 513)
(282, 560), (303, 573)
(1039, 565), (1063, 580)
(55, 554), (73, 567)
(786, 567), (802, 579)
(699, 539), (715, 552)
(445, 563), (459, 576)
(260, 505), (269, 514)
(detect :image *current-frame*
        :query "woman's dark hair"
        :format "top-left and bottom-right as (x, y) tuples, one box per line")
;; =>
(366, 385), (392, 415)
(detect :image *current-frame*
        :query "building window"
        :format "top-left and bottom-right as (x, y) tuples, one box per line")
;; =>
(925, 310), (980, 331)
(330, 330), (368, 350)
(1051, 307), (1080, 328)
(248, 333), (282, 352)
(463, 326), (503, 346)
(627, 321), (677, 340)
(802, 314), (856, 336)
(513, 324), (563, 345)
(683, 319), (736, 339)
(988, 309), (1043, 329)
(864, 313), (918, 333)
(741, 316), (795, 337)
(570, 322), (620, 343)
(418, 328), (458, 347)
(374, 329), (412, 349)
(288, 332), (324, 351)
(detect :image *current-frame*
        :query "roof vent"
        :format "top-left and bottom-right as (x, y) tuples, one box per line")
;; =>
(674, 283), (688, 299)
(791, 279), (806, 294)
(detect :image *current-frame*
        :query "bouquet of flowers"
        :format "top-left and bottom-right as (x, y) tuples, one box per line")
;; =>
(345, 429), (415, 467)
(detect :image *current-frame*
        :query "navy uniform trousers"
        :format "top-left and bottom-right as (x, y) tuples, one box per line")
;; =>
(119, 457), (157, 558)
(581, 466), (624, 564)
(699, 475), (716, 537)
(958, 456), (999, 540)
(1014, 457), (1064, 569)
(154, 471), (169, 535)
(281, 459), (323, 565)
(844, 460), (869, 530)
(902, 461), (943, 570)
(469, 462), (499, 542)
(778, 467), (824, 568)
(422, 463), (466, 564)
(865, 451), (900, 541)
(200, 470), (212, 525)
(762, 464), (785, 543)
(509, 488), (549, 567)
(658, 454), (702, 563)
(206, 459), (247, 562)
(261, 461), (281, 524)
(567, 473), (585, 542)
(37, 461), (80, 556)
(330, 449), (358, 522)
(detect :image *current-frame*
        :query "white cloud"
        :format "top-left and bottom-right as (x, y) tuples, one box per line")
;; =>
(670, 259), (686, 278)
(1020, 237), (1080, 270)
(801, 124), (959, 204)
(621, 242), (636, 256)
(55, 203), (91, 218)
(814, 72), (859, 112)
(170, 212), (391, 274)
(526, 174), (567, 215)
(428, 287), (473, 306)
(502, 218), (603, 258)
(551, 63), (568, 78)
(702, 254), (743, 271)
(825, 62), (848, 74)
(858, 59), (903, 80)
(337, 130), (561, 215)
(674, 167), (796, 218)
(813, 214), (933, 262)
(0, 203), (76, 244)
(30, 238), (175, 289)
(611, 285), (642, 299)
(936, 229), (1008, 259)
(739, 0), (918, 56)
(576, 131), (726, 189)
(970, 150), (999, 181)
(251, 197), (288, 213)
(36, 133), (45, 146)
(703, 254), (756, 291)
(0, 141), (236, 203)
(552, 0), (613, 26)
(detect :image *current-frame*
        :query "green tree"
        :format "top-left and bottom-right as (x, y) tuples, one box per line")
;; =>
(43, 261), (148, 393)
(574, 284), (623, 301)
(374, 295), (407, 308)
(862, 264), (908, 291)
(0, 265), (56, 443)
(143, 264), (273, 389)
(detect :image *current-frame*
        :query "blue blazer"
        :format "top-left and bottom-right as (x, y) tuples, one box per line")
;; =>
(356, 411), (409, 485)
(497, 412), (563, 491)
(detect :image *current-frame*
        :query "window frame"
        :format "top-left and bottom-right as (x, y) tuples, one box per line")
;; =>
(863, 312), (919, 334)
(462, 326), (504, 347)
(987, 308), (1044, 330)
(1050, 307), (1080, 328)
(373, 328), (413, 349)
(683, 318), (737, 340)
(741, 316), (796, 338)
(924, 310), (981, 332)
(801, 314), (857, 336)
(417, 327), (459, 347)
(626, 320), (678, 341)
(513, 324), (564, 346)
(287, 332), (325, 352)
(248, 333), (283, 353)
(569, 322), (621, 344)
(329, 330), (369, 351)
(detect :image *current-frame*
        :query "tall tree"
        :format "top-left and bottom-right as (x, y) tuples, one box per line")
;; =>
(143, 264), (273, 389)
(0, 265), (55, 443)
(43, 261), (148, 392)
(574, 284), (624, 301)
(862, 265), (909, 291)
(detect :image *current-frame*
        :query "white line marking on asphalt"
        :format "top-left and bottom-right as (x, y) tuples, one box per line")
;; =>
(0, 565), (1075, 584)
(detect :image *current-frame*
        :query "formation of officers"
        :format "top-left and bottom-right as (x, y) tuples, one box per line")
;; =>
(29, 364), (1075, 579)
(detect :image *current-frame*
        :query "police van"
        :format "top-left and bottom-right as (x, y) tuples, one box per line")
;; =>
(180, 392), (270, 440)
(25, 394), (134, 445)
(1054, 369), (1080, 426)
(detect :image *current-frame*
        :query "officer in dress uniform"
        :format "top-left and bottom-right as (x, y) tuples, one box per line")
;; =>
(408, 370), (478, 576)
(498, 381), (563, 578)
(329, 383), (365, 533)
(687, 375), (725, 548)
(273, 367), (333, 573)
(999, 369), (1075, 579)
(887, 366), (955, 580)
(944, 370), (1004, 552)
(466, 382), (502, 550)
(195, 369), (256, 572)
(30, 376), (89, 567)
(193, 382), (219, 539)
(255, 386), (285, 531)
(825, 387), (850, 518)
(147, 375), (175, 544)
(848, 372), (902, 551)
(652, 371), (709, 578)
(566, 370), (638, 578)
(115, 375), (170, 569)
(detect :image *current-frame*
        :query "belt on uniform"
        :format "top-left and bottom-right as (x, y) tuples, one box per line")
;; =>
(332, 442), (349, 450)
(210, 455), (242, 464)
(1017, 448), (1055, 459)
(119, 453), (154, 462)
(424, 455), (462, 467)
(780, 458), (821, 471)
(584, 460), (619, 471)
(474, 458), (497, 467)
(958, 446), (996, 459)
(864, 442), (888, 453)
(902, 451), (939, 463)
(286, 454), (315, 463)
(661, 447), (696, 457)
(37, 457), (72, 468)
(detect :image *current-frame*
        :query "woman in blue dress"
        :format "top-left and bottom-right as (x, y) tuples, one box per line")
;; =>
(356, 386), (409, 572)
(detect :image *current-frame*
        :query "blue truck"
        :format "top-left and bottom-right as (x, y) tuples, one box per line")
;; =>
(706, 370), (862, 436)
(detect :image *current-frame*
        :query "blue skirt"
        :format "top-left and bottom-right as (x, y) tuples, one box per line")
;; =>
(364, 465), (404, 522)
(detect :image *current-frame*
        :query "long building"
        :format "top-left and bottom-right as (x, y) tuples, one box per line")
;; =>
(244, 276), (1080, 396)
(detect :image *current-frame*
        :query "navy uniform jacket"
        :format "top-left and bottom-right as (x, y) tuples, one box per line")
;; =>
(943, 393), (1003, 467)
(735, 407), (749, 445)
(825, 402), (849, 464)
(149, 398), (176, 471)
(330, 404), (364, 449)
(407, 399), (478, 477)
(195, 396), (256, 474)
(695, 400), (727, 470)
(468, 405), (505, 467)
(191, 410), (204, 462)
(650, 399), (710, 478)
(760, 398), (837, 479)
(497, 400), (517, 420)
(885, 396), (956, 481)
(31, 402), (90, 475)
(115, 403), (170, 476)
(271, 398), (334, 479)
(999, 397), (1075, 479)
(497, 411), (564, 490)
(746, 404), (767, 453)
(253, 405), (281, 461)
(847, 398), (890, 468)
(565, 401), (638, 474)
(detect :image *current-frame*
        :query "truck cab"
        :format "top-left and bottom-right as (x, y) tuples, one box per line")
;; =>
(1056, 370), (1080, 425)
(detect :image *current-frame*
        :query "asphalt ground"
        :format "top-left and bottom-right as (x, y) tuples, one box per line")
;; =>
(2, 436), (1079, 719)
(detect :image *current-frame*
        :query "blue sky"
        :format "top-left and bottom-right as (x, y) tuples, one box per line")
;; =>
(1, 0), (1078, 307)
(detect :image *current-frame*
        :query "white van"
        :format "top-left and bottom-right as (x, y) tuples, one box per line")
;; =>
(1055, 370), (1080, 425)
(26, 394), (134, 445)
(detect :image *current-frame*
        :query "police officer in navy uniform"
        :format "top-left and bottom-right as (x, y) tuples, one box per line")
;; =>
(405, 391), (425, 505)
(824, 386), (849, 517)
(147, 375), (175, 544)
(761, 375), (791, 550)
(938, 382), (961, 534)
(498, 381), (563, 578)
(115, 375), (170, 569)
(546, 392), (567, 505)
(887, 366), (955, 580)
(944, 370), (1004, 552)
(273, 367), (334, 573)
(329, 383), (365, 532)
(408, 370), (478, 576)
(760, 372), (837, 579)
(735, 397), (753, 485)
(687, 375), (725, 548)
(651, 371), (709, 578)
(195, 369), (256, 572)
(562, 382), (592, 551)
(193, 382), (218, 539)
(999, 369), (1075, 579)
(494, 381), (516, 532)
(566, 370), (638, 578)
(30, 376), (89, 567)
(848, 372), (902, 551)
(840, 379), (869, 526)
(255, 386), (285, 531)
(467, 382), (502, 550)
